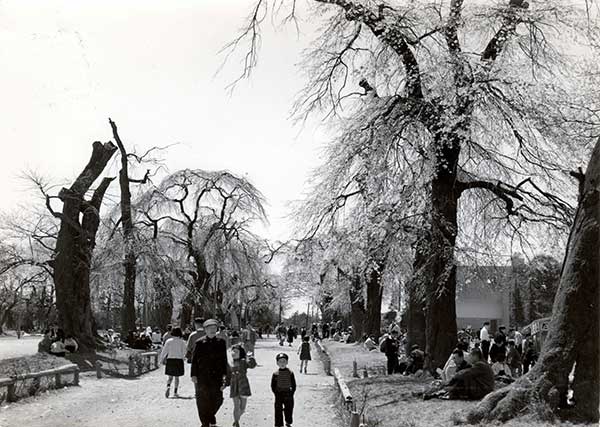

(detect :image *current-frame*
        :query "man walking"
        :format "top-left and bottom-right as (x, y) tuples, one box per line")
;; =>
(186, 317), (205, 362)
(191, 319), (230, 427)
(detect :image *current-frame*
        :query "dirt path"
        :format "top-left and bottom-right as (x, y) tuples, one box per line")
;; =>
(0, 337), (39, 360)
(0, 338), (338, 427)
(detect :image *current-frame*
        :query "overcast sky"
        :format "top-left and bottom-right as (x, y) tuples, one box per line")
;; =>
(0, 0), (327, 241)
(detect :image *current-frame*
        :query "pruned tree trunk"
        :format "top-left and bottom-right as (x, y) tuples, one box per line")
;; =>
(465, 137), (600, 424)
(110, 119), (139, 336)
(53, 141), (117, 352)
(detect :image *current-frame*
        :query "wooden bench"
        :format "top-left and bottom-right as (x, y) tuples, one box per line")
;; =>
(0, 363), (79, 403)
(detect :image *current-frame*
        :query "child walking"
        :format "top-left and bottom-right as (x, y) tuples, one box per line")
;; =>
(229, 344), (257, 427)
(297, 336), (311, 374)
(271, 353), (296, 427)
(160, 327), (186, 398)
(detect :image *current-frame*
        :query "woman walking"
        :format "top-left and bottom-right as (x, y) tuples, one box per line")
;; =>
(160, 327), (186, 398)
(298, 335), (311, 374)
(229, 344), (256, 427)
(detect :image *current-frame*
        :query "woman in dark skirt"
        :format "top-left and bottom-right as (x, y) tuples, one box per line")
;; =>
(230, 344), (256, 427)
(160, 327), (186, 398)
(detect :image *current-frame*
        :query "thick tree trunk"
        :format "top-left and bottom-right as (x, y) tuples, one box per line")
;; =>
(348, 273), (366, 341)
(53, 141), (117, 352)
(425, 168), (459, 371)
(153, 277), (173, 330)
(466, 137), (600, 424)
(180, 293), (194, 328)
(406, 235), (428, 354)
(364, 260), (384, 339)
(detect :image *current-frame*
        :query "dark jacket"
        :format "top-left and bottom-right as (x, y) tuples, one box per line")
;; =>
(455, 359), (471, 373)
(191, 335), (230, 387)
(449, 361), (494, 399)
(380, 337), (399, 357)
(271, 368), (296, 394)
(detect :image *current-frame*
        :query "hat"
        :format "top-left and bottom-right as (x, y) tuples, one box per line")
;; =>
(276, 353), (289, 361)
(203, 319), (219, 328)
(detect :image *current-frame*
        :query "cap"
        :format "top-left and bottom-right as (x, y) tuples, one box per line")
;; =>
(203, 319), (219, 328)
(276, 353), (289, 361)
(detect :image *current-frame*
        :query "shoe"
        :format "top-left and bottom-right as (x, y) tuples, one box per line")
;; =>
(174, 392), (179, 398)
(233, 422), (239, 427)
(165, 387), (170, 398)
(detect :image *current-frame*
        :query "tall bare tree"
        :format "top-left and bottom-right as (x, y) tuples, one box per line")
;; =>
(109, 119), (151, 335)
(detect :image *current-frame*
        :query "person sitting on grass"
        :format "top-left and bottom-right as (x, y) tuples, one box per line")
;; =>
(444, 348), (494, 400)
(492, 352), (513, 384)
(442, 348), (471, 381)
(64, 335), (78, 353)
(50, 337), (66, 357)
(404, 344), (425, 375)
(38, 330), (53, 353)
(364, 335), (378, 351)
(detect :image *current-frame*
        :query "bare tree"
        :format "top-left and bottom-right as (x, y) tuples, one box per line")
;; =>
(135, 169), (268, 324)
(108, 119), (151, 335)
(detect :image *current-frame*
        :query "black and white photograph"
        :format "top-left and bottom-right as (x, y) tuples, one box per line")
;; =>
(0, 1), (598, 426)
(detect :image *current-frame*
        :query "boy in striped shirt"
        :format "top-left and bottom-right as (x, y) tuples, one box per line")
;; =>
(271, 353), (296, 427)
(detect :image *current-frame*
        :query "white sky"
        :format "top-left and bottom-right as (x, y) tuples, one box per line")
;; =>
(0, 0), (327, 241)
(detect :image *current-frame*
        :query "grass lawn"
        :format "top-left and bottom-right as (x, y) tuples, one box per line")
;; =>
(322, 340), (593, 427)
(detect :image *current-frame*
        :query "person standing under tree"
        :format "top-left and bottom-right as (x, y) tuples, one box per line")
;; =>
(229, 344), (257, 427)
(160, 327), (186, 398)
(186, 317), (206, 362)
(191, 319), (230, 427)
(298, 335), (311, 374)
(479, 321), (491, 362)
(271, 353), (296, 427)
(380, 329), (401, 374)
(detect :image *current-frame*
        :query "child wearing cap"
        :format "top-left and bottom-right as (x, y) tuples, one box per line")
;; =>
(271, 353), (296, 427)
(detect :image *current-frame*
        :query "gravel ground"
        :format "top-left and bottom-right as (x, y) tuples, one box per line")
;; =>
(0, 338), (339, 427)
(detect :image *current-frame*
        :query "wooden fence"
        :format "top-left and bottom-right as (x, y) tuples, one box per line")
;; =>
(0, 363), (79, 403)
(94, 351), (159, 378)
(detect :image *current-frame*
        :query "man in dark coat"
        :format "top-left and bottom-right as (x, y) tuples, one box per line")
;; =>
(380, 329), (401, 374)
(191, 319), (230, 427)
(445, 348), (495, 399)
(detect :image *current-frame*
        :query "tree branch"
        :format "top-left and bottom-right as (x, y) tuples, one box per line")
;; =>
(315, 0), (423, 99)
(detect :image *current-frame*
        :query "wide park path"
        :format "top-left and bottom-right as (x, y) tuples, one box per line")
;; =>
(0, 338), (338, 427)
